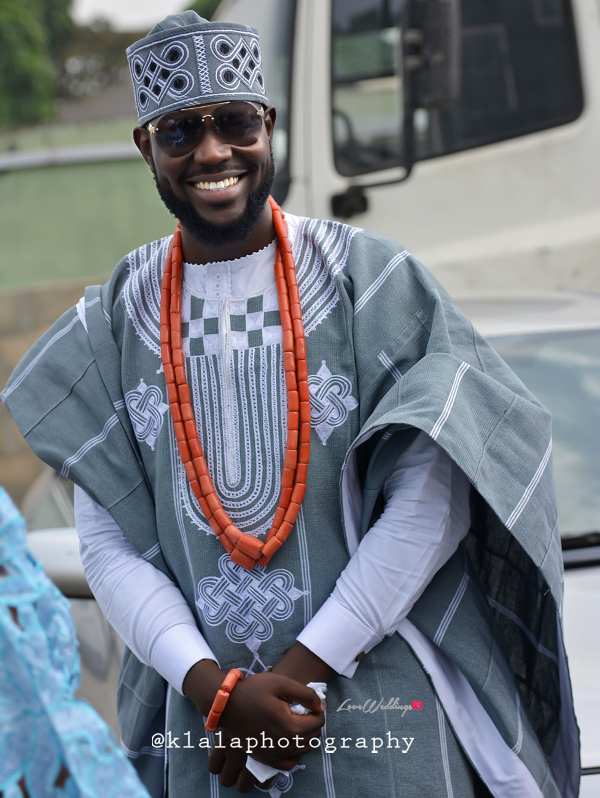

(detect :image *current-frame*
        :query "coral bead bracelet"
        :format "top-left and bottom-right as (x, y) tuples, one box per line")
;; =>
(205, 668), (244, 732)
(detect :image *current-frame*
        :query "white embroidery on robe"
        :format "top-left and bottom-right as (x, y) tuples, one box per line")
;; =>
(295, 218), (358, 337)
(123, 238), (168, 356)
(308, 361), (358, 445)
(183, 348), (286, 537)
(197, 554), (305, 647)
(125, 378), (168, 450)
(254, 770), (296, 795)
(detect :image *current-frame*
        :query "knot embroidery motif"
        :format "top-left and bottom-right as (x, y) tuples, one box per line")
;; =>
(197, 554), (304, 645)
(125, 378), (168, 450)
(308, 361), (358, 445)
(130, 42), (193, 113)
(210, 34), (264, 93)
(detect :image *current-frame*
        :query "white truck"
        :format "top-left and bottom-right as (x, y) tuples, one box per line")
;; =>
(215, 0), (600, 293)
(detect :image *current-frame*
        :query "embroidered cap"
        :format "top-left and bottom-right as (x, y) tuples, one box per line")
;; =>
(127, 11), (268, 126)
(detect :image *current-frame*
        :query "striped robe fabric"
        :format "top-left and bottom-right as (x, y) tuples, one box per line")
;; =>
(2, 218), (578, 797)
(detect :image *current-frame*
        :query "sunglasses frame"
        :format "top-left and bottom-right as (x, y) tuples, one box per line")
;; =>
(146, 101), (266, 155)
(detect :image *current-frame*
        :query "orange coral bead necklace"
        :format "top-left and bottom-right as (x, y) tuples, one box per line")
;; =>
(160, 196), (310, 571)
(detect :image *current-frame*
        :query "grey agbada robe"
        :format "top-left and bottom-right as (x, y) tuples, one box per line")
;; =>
(2, 217), (579, 797)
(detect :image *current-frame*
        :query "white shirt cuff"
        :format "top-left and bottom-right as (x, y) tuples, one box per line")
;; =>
(296, 595), (384, 678)
(151, 623), (219, 695)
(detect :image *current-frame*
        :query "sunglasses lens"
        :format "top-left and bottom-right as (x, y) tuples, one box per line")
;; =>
(154, 114), (202, 155)
(153, 103), (263, 155)
(213, 103), (263, 145)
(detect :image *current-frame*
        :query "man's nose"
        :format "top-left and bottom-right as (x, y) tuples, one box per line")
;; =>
(191, 123), (232, 164)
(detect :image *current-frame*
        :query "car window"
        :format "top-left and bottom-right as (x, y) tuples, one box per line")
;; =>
(21, 470), (75, 531)
(492, 330), (600, 538)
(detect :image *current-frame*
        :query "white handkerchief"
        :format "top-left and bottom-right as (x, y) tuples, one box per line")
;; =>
(245, 682), (327, 785)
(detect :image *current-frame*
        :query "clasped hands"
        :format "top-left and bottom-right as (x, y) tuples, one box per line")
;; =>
(183, 643), (334, 793)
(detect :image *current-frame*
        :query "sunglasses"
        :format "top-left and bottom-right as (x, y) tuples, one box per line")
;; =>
(146, 101), (265, 156)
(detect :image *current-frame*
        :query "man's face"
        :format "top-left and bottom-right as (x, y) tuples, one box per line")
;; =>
(135, 102), (276, 247)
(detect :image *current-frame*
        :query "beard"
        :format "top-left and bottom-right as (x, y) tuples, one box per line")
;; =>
(151, 147), (276, 247)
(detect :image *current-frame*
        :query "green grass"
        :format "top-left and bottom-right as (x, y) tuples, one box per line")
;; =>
(0, 159), (176, 287)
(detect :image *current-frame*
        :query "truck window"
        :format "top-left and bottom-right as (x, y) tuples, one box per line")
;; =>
(332, 0), (583, 176)
(214, 0), (296, 202)
(331, 0), (405, 176)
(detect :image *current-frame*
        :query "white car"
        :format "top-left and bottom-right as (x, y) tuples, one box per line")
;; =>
(23, 290), (600, 795)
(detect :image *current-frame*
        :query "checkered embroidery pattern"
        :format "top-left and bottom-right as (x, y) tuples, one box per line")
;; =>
(182, 286), (282, 356)
(182, 295), (221, 357)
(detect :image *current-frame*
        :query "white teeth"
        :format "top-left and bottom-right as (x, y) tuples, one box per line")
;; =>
(194, 176), (240, 190)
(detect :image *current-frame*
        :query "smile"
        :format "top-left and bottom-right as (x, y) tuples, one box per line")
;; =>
(193, 176), (240, 191)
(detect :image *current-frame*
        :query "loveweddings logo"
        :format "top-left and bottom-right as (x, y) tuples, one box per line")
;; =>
(336, 698), (423, 716)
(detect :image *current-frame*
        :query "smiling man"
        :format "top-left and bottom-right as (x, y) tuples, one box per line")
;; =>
(140, 100), (277, 258)
(1, 11), (579, 798)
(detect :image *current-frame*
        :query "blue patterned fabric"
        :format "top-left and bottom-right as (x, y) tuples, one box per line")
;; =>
(0, 487), (149, 798)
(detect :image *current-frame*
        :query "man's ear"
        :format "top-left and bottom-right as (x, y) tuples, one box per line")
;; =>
(133, 126), (155, 171)
(264, 106), (277, 140)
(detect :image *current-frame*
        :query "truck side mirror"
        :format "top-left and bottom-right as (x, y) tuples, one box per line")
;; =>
(404, 0), (462, 110)
(331, 0), (461, 220)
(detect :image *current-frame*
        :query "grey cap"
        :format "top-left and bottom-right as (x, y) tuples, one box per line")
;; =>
(126, 11), (268, 125)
